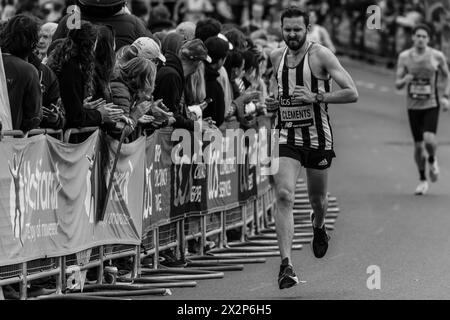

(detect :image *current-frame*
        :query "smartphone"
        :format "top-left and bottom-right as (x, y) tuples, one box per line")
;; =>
(203, 98), (213, 104)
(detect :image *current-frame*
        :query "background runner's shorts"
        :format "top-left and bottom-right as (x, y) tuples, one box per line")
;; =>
(279, 144), (336, 170)
(407, 107), (439, 142)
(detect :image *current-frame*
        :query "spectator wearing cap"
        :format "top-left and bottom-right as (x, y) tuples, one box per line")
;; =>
(176, 21), (196, 41)
(154, 36), (212, 131)
(203, 36), (229, 127)
(130, 37), (166, 65)
(53, 0), (152, 51)
(36, 22), (57, 63)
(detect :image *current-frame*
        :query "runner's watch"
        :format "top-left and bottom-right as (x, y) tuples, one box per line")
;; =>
(315, 93), (325, 103)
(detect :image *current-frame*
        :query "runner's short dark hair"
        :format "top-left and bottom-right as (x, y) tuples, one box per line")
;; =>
(281, 6), (310, 27)
(413, 24), (432, 37)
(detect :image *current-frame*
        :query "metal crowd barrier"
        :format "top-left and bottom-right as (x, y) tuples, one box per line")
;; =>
(0, 126), (278, 299)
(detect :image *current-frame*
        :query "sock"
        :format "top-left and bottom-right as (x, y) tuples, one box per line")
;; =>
(428, 156), (435, 164)
(419, 170), (426, 181)
(281, 257), (290, 266)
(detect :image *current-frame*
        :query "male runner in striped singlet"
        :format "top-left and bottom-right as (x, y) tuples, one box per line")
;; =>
(396, 24), (450, 196)
(265, 6), (358, 289)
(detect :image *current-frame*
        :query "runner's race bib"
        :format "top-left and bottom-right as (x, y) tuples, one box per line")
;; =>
(279, 96), (314, 129)
(409, 78), (432, 100)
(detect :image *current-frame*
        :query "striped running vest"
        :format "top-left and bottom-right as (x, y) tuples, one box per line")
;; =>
(276, 43), (333, 151)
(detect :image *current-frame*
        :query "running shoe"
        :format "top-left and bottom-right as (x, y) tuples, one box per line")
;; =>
(415, 180), (429, 195)
(429, 159), (439, 183)
(278, 258), (299, 290)
(310, 212), (330, 259)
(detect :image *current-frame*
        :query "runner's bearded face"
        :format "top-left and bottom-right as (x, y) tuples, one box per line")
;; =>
(282, 17), (308, 51)
(412, 29), (430, 50)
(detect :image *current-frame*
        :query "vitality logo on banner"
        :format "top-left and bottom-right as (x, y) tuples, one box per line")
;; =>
(8, 151), (63, 246)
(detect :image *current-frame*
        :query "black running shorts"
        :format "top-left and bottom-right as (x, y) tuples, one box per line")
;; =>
(407, 107), (439, 142)
(279, 144), (336, 170)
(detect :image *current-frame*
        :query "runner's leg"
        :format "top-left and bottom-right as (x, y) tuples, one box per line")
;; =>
(273, 156), (302, 262)
(306, 168), (329, 228)
(414, 142), (427, 181)
(423, 132), (437, 161)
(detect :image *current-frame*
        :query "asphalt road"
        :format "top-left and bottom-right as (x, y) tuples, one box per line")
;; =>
(134, 57), (450, 301)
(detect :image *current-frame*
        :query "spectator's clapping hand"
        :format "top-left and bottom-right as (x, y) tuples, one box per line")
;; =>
(138, 115), (155, 124)
(131, 100), (152, 123)
(83, 96), (106, 110)
(97, 103), (124, 123)
(201, 117), (218, 132)
(150, 99), (173, 122)
(42, 104), (59, 124)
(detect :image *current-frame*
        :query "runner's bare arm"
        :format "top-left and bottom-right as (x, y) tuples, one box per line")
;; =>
(268, 49), (284, 99)
(320, 48), (358, 104)
(395, 52), (412, 90)
(436, 52), (450, 97)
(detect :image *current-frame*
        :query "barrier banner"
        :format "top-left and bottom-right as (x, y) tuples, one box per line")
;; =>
(142, 128), (173, 233)
(205, 121), (240, 213)
(0, 131), (142, 266)
(171, 126), (208, 218)
(93, 133), (144, 245)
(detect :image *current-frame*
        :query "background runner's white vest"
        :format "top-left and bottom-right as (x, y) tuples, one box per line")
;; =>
(404, 47), (439, 110)
(275, 42), (333, 151)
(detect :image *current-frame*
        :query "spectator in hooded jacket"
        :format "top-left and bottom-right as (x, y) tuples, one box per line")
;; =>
(203, 36), (229, 127)
(0, 14), (42, 132)
(154, 34), (213, 131)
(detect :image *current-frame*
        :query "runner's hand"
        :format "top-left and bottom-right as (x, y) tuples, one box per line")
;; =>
(403, 74), (414, 84)
(293, 85), (316, 104)
(441, 97), (449, 112)
(265, 96), (279, 112)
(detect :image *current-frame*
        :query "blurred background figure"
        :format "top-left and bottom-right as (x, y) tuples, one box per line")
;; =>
(36, 21), (57, 63)
(174, 0), (214, 24)
(39, 0), (64, 22)
(241, 1), (269, 35)
(148, 1), (175, 33)
(307, 10), (336, 53)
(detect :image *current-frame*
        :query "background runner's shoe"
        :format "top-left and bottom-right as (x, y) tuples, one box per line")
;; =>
(310, 212), (330, 259)
(429, 159), (439, 183)
(278, 259), (299, 290)
(415, 181), (429, 195)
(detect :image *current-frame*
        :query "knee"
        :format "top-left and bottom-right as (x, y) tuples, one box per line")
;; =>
(309, 194), (327, 210)
(276, 188), (294, 206)
(423, 132), (435, 145)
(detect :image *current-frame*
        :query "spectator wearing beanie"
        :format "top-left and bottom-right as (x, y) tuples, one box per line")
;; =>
(195, 18), (234, 120)
(204, 36), (229, 127)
